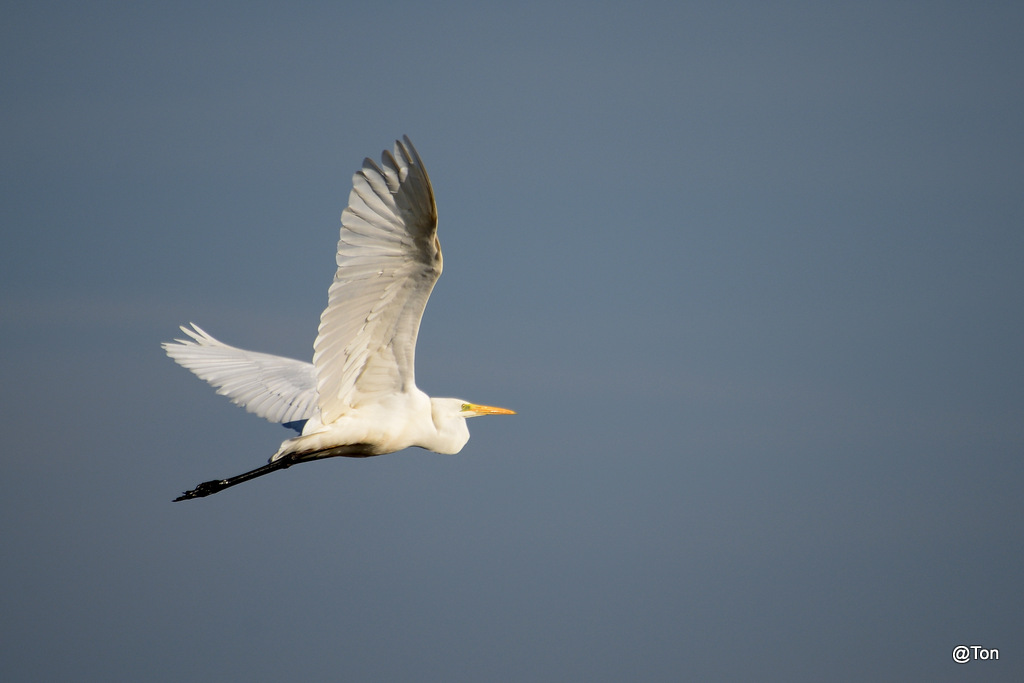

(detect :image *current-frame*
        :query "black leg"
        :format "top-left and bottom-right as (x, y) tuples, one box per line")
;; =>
(173, 458), (293, 501)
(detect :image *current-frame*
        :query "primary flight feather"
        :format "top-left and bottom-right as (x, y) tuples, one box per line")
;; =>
(164, 136), (514, 500)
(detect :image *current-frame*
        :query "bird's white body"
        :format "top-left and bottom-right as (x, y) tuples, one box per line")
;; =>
(163, 137), (513, 498)
(273, 392), (468, 459)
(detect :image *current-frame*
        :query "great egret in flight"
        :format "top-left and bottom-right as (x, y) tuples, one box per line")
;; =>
(164, 136), (514, 501)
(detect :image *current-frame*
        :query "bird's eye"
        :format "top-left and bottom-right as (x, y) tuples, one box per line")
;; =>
(461, 403), (472, 411)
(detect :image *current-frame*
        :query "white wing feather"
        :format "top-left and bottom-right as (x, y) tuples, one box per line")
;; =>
(162, 323), (319, 424)
(313, 136), (440, 423)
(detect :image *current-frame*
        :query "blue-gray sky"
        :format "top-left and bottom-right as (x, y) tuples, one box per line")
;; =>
(2, 2), (1022, 681)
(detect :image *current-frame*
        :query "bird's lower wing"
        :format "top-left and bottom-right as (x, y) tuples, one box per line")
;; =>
(163, 323), (319, 425)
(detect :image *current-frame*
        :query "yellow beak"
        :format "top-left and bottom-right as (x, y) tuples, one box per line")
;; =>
(462, 403), (517, 416)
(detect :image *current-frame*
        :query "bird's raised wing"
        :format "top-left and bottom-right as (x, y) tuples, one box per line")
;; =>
(313, 136), (440, 423)
(163, 323), (319, 425)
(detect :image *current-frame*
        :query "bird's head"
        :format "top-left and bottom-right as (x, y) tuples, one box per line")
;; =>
(428, 398), (516, 454)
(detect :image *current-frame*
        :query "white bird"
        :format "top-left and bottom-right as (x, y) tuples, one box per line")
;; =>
(163, 136), (514, 501)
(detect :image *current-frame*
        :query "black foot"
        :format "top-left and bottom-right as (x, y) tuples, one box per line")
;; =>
(174, 479), (229, 501)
